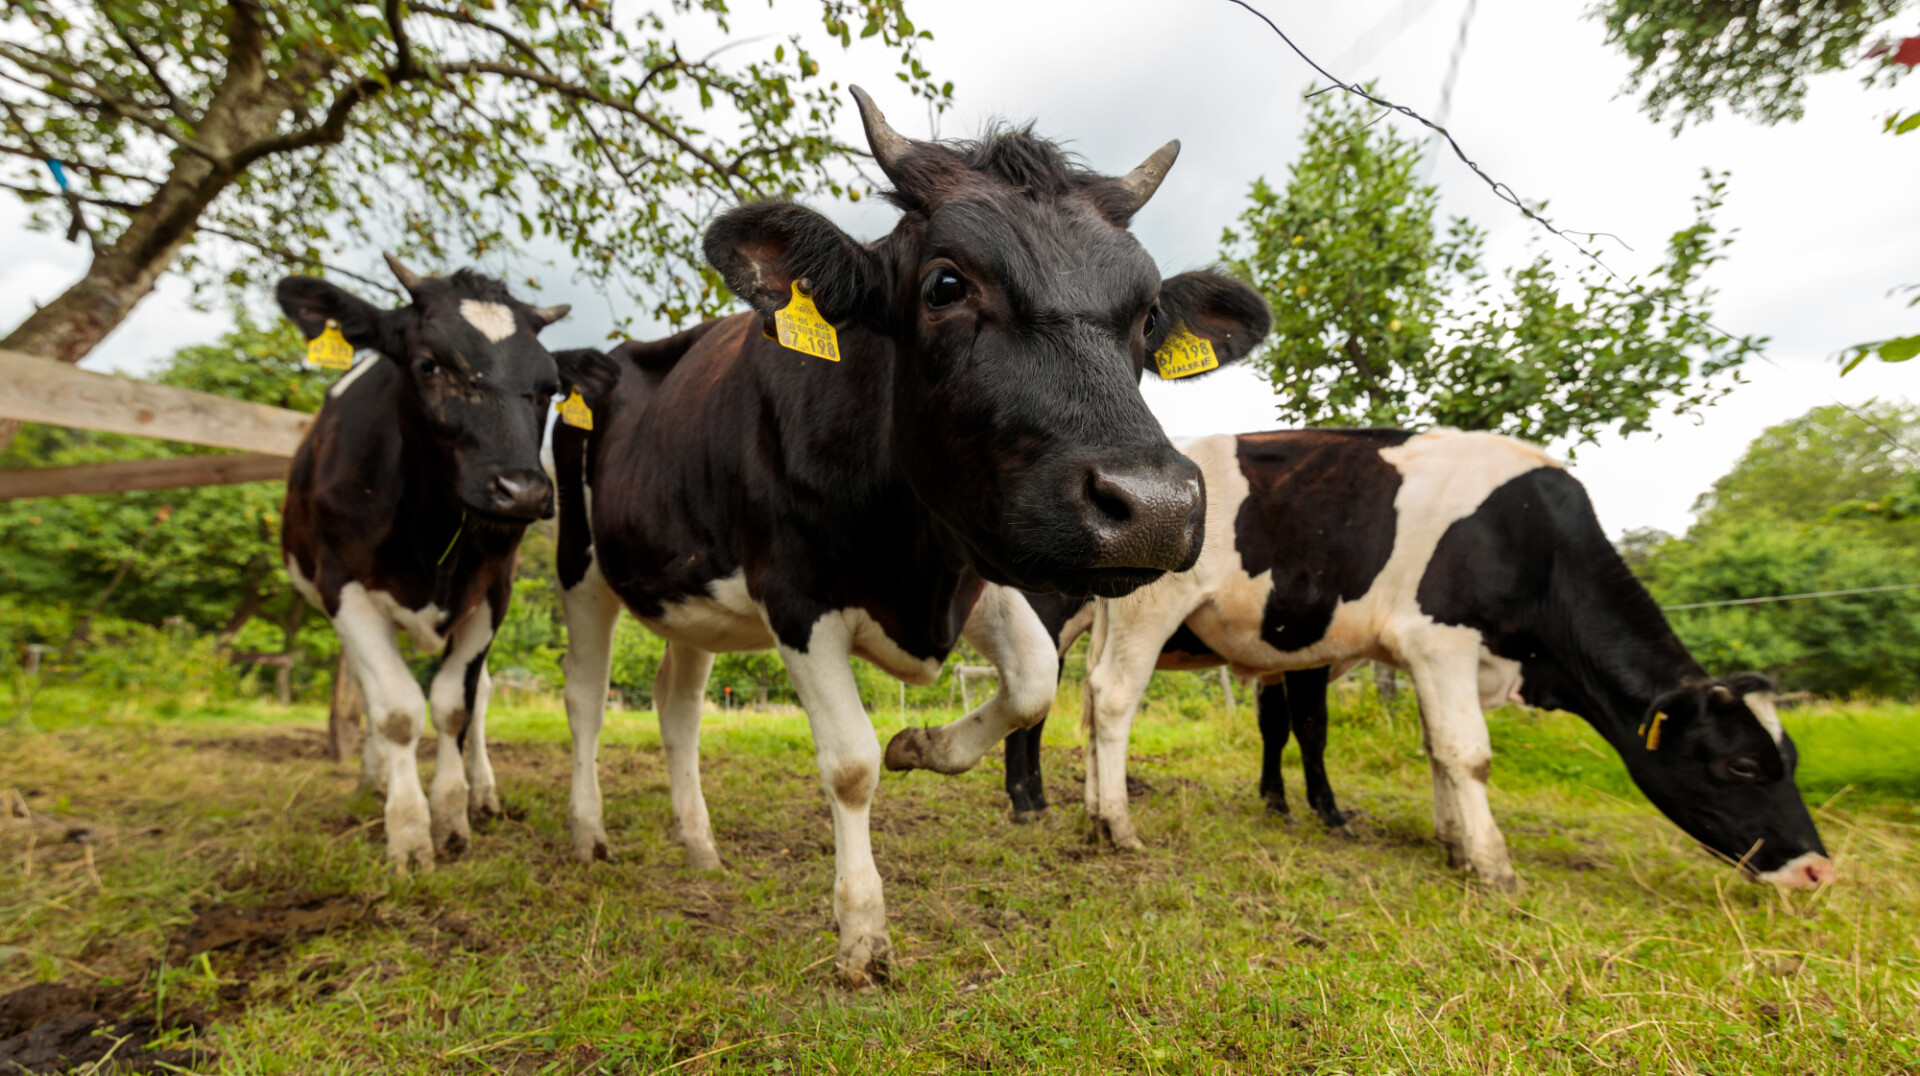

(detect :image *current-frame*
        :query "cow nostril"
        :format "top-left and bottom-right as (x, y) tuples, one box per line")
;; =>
(1086, 470), (1137, 526)
(1802, 858), (1835, 887)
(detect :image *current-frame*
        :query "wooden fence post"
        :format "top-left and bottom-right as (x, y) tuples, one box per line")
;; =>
(329, 654), (364, 764)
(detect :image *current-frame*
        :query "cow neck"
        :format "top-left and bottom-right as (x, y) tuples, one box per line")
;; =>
(387, 396), (504, 613)
(1525, 555), (1705, 753)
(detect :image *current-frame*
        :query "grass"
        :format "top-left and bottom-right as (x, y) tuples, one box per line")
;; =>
(4, 681), (1919, 1074)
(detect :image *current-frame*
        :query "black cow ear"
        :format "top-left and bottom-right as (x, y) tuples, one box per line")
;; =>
(276, 276), (385, 351)
(552, 347), (619, 403)
(1147, 270), (1273, 379)
(703, 202), (884, 328)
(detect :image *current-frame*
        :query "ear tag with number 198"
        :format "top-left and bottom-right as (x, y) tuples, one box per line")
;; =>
(306, 320), (354, 370)
(773, 280), (841, 362)
(1154, 328), (1218, 379)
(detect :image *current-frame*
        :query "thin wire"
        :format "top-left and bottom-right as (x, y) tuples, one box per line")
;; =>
(1218, 0), (1920, 458)
(1663, 582), (1920, 612)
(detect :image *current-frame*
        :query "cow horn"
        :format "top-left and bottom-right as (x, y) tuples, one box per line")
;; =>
(1117, 139), (1181, 213)
(531, 303), (571, 326)
(1709, 684), (1735, 703)
(383, 252), (424, 297)
(850, 84), (912, 183)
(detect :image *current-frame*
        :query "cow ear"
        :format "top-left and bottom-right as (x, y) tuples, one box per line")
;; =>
(276, 276), (386, 351)
(703, 202), (884, 328)
(552, 347), (619, 403)
(1147, 270), (1272, 378)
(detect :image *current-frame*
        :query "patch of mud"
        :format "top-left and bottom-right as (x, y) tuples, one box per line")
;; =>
(169, 892), (374, 964)
(174, 730), (333, 763)
(0, 982), (206, 1075)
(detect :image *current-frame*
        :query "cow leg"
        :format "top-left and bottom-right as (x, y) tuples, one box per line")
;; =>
(656, 641), (721, 870)
(359, 708), (388, 796)
(884, 584), (1057, 775)
(1004, 724), (1040, 821)
(1083, 598), (1191, 851)
(427, 605), (497, 856)
(1255, 675), (1291, 818)
(334, 590), (433, 873)
(780, 619), (889, 989)
(1399, 628), (1515, 888)
(462, 665), (501, 822)
(561, 559), (621, 862)
(1286, 666), (1352, 834)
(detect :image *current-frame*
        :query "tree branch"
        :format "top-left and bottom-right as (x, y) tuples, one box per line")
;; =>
(194, 221), (402, 295)
(104, 14), (186, 117)
(0, 143), (161, 185)
(0, 44), (223, 162)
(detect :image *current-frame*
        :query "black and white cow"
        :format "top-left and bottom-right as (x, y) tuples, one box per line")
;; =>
(985, 429), (1831, 889)
(551, 88), (1272, 986)
(278, 256), (613, 872)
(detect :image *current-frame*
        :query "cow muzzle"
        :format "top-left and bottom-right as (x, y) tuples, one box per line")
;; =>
(482, 469), (555, 521)
(1077, 460), (1205, 572)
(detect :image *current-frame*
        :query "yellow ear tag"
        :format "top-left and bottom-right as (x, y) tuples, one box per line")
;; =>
(1154, 328), (1218, 379)
(306, 321), (354, 370)
(1641, 711), (1666, 751)
(555, 389), (593, 430)
(773, 282), (841, 362)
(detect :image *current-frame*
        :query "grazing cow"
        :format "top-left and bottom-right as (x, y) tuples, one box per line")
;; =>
(278, 256), (613, 872)
(552, 87), (1272, 986)
(987, 429), (1831, 889)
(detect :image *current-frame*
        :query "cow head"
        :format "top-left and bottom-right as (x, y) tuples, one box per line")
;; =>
(704, 87), (1271, 598)
(1625, 673), (1832, 888)
(276, 257), (613, 524)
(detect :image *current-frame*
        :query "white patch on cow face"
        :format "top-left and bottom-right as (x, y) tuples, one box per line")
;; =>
(1743, 691), (1785, 746)
(460, 299), (518, 343)
(326, 352), (381, 399)
(643, 570), (778, 653)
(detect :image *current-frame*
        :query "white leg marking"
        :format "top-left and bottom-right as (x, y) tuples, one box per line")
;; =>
(656, 641), (720, 870)
(464, 666), (500, 819)
(1082, 593), (1197, 850)
(1397, 623), (1516, 888)
(334, 583), (434, 873)
(881, 583), (1058, 774)
(562, 558), (621, 862)
(779, 613), (890, 988)
(427, 600), (494, 854)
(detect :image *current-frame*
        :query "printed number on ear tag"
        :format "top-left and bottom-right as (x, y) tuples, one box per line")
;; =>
(555, 389), (593, 430)
(306, 322), (354, 370)
(773, 282), (841, 362)
(1154, 329), (1218, 379)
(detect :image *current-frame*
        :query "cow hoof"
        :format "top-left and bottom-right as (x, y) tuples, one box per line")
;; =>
(834, 935), (893, 992)
(1010, 807), (1049, 825)
(882, 727), (940, 772)
(685, 845), (722, 872)
(389, 844), (434, 876)
(1263, 799), (1292, 820)
(469, 788), (502, 823)
(1329, 823), (1358, 839)
(571, 825), (613, 863)
(1479, 869), (1522, 893)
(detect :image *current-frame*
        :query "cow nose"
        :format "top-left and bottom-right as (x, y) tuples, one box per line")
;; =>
(1079, 463), (1204, 569)
(486, 471), (553, 519)
(1759, 851), (1835, 890)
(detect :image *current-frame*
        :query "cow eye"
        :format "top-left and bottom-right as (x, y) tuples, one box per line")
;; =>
(924, 268), (965, 310)
(1727, 757), (1763, 781)
(1144, 306), (1162, 336)
(413, 357), (441, 379)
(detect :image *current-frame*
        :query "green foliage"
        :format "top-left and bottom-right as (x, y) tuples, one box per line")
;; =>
(1632, 403), (1920, 696)
(0, 0), (946, 328)
(1593, 0), (1913, 129)
(0, 317), (323, 641)
(1222, 92), (1761, 446)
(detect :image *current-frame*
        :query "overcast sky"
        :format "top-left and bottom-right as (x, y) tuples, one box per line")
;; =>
(3, 0), (1915, 538)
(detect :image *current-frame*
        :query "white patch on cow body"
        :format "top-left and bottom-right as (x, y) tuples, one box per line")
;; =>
(286, 553), (324, 611)
(334, 581), (434, 871)
(327, 352), (382, 399)
(460, 300), (518, 343)
(1744, 691), (1786, 746)
(366, 589), (448, 652)
(641, 570), (777, 653)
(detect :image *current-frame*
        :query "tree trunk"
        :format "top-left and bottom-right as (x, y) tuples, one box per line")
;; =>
(0, 2), (305, 454)
(329, 653), (365, 765)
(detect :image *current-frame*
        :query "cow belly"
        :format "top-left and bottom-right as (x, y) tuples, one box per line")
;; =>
(640, 570), (779, 653)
